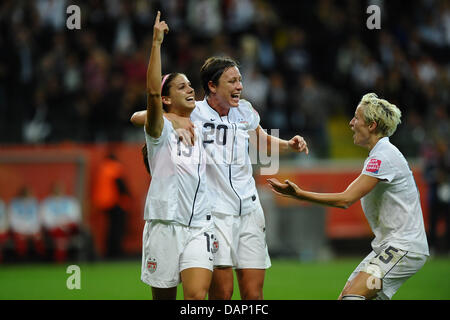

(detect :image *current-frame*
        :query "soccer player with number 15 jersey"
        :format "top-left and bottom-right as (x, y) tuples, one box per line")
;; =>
(269, 93), (429, 300)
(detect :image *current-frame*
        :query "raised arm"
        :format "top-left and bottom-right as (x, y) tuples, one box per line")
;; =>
(267, 173), (379, 209)
(145, 11), (169, 138)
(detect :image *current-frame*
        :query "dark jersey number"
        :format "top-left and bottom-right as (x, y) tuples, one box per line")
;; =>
(204, 232), (210, 252)
(177, 138), (193, 157)
(203, 122), (228, 146)
(203, 232), (218, 253)
(378, 246), (399, 264)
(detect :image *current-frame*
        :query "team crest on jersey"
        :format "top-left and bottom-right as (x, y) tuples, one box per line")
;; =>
(147, 258), (157, 273)
(365, 159), (382, 174)
(209, 234), (219, 254)
(212, 238), (219, 254)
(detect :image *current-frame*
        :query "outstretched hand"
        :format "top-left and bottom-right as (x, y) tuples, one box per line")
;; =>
(267, 178), (301, 199)
(288, 135), (309, 154)
(153, 11), (169, 44)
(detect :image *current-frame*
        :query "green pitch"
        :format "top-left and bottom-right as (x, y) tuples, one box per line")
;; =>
(0, 258), (449, 300)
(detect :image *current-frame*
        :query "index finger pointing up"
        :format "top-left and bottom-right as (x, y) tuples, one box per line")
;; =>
(155, 11), (160, 23)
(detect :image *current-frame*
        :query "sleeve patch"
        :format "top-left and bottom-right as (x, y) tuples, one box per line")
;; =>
(365, 159), (382, 174)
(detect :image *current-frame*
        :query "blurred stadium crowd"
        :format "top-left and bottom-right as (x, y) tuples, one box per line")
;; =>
(0, 0), (448, 159)
(0, 0), (449, 259)
(0, 0), (450, 157)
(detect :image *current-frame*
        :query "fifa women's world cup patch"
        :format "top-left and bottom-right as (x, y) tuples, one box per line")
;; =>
(365, 159), (382, 174)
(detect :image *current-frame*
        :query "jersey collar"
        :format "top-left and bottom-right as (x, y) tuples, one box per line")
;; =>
(369, 136), (389, 157)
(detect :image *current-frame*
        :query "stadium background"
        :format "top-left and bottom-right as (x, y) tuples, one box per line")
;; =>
(0, 0), (449, 299)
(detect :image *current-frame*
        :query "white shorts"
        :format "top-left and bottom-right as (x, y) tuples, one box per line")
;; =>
(213, 204), (271, 269)
(141, 220), (216, 288)
(347, 246), (428, 300)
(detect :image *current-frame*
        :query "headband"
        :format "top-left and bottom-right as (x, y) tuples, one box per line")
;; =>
(161, 74), (170, 93)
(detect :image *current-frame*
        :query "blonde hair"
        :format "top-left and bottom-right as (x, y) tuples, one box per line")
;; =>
(359, 93), (402, 137)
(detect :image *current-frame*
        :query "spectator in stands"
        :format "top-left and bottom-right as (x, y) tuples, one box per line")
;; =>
(186, 0), (223, 39)
(40, 182), (82, 263)
(282, 27), (310, 83)
(8, 186), (46, 261)
(264, 72), (290, 137)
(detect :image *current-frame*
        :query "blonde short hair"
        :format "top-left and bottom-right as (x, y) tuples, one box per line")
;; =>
(359, 93), (402, 137)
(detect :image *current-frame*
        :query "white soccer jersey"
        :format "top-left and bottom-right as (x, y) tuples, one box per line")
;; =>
(8, 197), (41, 235)
(191, 99), (261, 216)
(360, 137), (429, 256)
(144, 117), (210, 227)
(40, 196), (81, 229)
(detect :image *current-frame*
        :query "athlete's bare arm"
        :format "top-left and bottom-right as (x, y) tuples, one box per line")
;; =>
(251, 125), (309, 156)
(145, 11), (168, 138)
(267, 174), (379, 209)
